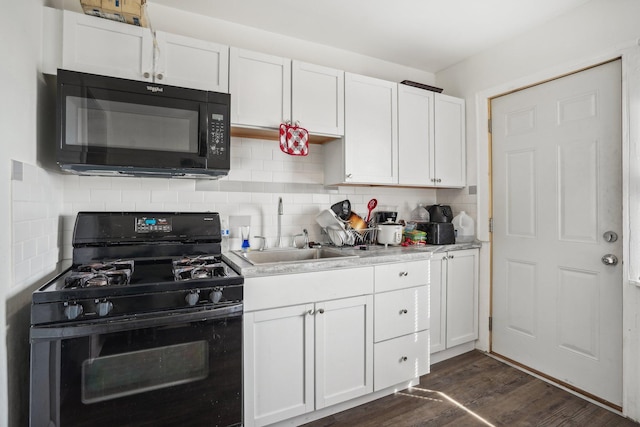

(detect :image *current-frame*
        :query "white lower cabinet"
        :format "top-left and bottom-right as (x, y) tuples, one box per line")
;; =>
(243, 268), (374, 427)
(430, 249), (479, 354)
(373, 261), (430, 391)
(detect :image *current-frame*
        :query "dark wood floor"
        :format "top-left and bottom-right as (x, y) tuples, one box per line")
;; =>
(305, 350), (639, 427)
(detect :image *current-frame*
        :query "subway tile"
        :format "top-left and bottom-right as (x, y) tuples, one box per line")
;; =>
(64, 189), (92, 203)
(178, 191), (205, 204)
(90, 189), (122, 203)
(250, 170), (272, 182)
(139, 178), (170, 191)
(122, 190), (151, 203)
(151, 190), (178, 203)
(77, 176), (113, 190)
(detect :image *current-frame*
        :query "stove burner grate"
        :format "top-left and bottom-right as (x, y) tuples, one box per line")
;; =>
(173, 255), (229, 281)
(65, 260), (134, 288)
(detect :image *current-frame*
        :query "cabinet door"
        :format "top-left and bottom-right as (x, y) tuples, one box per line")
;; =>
(445, 249), (479, 348)
(244, 304), (314, 427)
(62, 11), (153, 81)
(343, 73), (398, 184)
(433, 93), (466, 187)
(374, 330), (430, 391)
(292, 61), (344, 136)
(315, 295), (373, 409)
(374, 286), (429, 342)
(154, 32), (228, 92)
(429, 253), (447, 353)
(229, 47), (291, 128)
(398, 84), (434, 186)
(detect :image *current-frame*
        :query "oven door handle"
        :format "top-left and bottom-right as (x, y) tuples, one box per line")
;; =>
(30, 304), (243, 342)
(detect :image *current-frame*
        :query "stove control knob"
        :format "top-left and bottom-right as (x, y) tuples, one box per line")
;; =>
(64, 302), (83, 320)
(96, 300), (113, 317)
(210, 288), (223, 304)
(185, 290), (200, 306)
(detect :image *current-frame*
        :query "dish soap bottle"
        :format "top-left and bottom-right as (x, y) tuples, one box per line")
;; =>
(410, 204), (430, 222)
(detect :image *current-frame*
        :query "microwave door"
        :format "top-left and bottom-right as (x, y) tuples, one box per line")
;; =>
(57, 83), (208, 172)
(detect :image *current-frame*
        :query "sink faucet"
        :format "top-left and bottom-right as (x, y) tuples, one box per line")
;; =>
(276, 197), (283, 248)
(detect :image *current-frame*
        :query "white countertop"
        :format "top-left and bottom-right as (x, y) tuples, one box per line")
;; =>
(223, 241), (482, 277)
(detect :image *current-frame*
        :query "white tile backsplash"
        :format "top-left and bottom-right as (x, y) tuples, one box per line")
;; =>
(11, 162), (62, 290)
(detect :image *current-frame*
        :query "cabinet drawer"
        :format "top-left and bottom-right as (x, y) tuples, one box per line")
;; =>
(374, 286), (429, 342)
(374, 330), (430, 391)
(374, 260), (428, 292)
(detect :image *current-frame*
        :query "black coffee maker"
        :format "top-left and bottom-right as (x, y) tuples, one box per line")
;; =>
(417, 204), (455, 245)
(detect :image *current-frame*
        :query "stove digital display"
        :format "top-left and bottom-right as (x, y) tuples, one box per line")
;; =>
(135, 217), (172, 233)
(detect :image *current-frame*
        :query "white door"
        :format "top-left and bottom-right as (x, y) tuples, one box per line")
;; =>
(491, 60), (623, 406)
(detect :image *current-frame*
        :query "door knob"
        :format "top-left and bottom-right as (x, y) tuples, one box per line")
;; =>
(601, 254), (618, 266)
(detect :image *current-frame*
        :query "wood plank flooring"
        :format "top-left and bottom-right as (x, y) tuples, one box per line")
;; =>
(305, 350), (638, 427)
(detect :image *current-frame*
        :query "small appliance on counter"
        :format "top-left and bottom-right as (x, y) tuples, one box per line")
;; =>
(415, 204), (455, 245)
(427, 204), (453, 223)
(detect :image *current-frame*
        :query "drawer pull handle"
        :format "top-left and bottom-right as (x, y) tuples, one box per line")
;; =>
(399, 309), (408, 315)
(400, 356), (408, 362)
(399, 271), (409, 277)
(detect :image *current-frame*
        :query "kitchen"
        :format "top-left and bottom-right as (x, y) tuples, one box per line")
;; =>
(2, 0), (640, 426)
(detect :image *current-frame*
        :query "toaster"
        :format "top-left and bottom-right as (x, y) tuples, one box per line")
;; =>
(417, 222), (456, 245)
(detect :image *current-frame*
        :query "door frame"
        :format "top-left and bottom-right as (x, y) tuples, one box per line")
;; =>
(473, 46), (640, 418)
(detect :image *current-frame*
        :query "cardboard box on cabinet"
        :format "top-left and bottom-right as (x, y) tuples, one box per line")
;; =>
(79, 0), (147, 27)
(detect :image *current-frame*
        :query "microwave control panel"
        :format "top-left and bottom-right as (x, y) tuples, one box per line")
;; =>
(209, 112), (227, 157)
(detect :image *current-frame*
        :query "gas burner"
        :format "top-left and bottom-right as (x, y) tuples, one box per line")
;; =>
(173, 255), (228, 281)
(65, 260), (134, 288)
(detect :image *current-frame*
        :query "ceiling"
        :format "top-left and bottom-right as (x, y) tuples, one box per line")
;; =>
(148, 0), (592, 73)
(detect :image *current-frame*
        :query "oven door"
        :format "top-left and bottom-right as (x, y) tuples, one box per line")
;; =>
(30, 305), (242, 427)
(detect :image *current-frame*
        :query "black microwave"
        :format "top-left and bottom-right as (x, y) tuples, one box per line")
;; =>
(56, 69), (231, 178)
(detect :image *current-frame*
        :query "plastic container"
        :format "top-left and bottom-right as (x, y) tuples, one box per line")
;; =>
(452, 211), (475, 242)
(410, 204), (430, 222)
(220, 217), (230, 252)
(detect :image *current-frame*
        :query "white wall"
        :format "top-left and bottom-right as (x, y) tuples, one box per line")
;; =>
(1, 1), (65, 426)
(435, 0), (640, 419)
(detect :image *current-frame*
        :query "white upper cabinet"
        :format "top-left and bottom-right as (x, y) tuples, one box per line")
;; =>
(62, 10), (154, 81)
(291, 60), (344, 136)
(154, 31), (229, 92)
(325, 73), (398, 185)
(398, 85), (466, 188)
(229, 51), (344, 136)
(59, 10), (228, 91)
(229, 47), (291, 129)
(398, 84), (435, 186)
(432, 93), (466, 187)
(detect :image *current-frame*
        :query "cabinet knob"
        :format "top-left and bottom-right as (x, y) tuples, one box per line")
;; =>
(437, 178), (442, 183)
(307, 309), (315, 315)
(317, 308), (325, 314)
(346, 173), (353, 179)
(400, 356), (408, 362)
(399, 309), (408, 315)
(399, 271), (408, 277)
(449, 255), (454, 259)
(156, 73), (164, 80)
(143, 71), (151, 79)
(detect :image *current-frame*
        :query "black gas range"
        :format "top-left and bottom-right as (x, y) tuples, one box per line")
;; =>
(30, 212), (244, 427)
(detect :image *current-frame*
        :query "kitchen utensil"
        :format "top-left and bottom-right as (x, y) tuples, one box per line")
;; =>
(279, 121), (309, 156)
(377, 221), (403, 246)
(330, 199), (351, 220)
(347, 212), (367, 234)
(427, 204), (453, 223)
(365, 198), (377, 222)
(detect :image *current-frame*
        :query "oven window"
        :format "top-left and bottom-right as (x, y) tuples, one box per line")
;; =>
(82, 341), (208, 404)
(65, 96), (199, 152)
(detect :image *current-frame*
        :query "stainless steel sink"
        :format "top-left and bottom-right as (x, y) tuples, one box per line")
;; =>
(233, 248), (358, 265)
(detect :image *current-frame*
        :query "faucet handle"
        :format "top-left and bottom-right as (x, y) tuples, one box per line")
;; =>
(254, 236), (267, 251)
